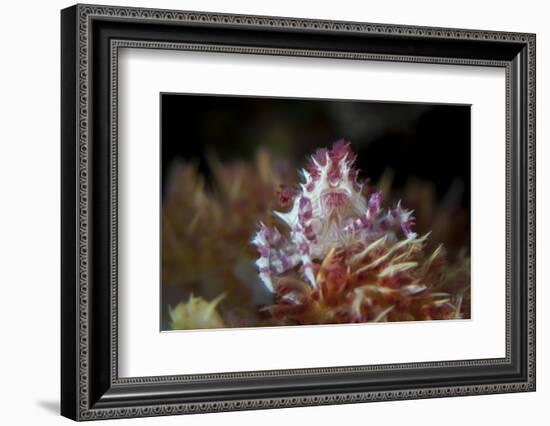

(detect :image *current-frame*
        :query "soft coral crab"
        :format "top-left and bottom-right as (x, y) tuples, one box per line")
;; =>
(252, 140), (417, 292)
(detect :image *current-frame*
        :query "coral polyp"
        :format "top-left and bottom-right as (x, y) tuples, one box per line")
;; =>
(169, 294), (226, 330)
(252, 140), (417, 293)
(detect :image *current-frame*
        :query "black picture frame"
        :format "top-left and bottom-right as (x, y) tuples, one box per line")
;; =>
(61, 4), (536, 421)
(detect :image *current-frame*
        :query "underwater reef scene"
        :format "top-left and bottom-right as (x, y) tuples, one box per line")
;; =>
(162, 140), (470, 330)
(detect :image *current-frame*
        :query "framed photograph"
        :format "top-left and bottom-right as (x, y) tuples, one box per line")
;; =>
(61, 4), (536, 421)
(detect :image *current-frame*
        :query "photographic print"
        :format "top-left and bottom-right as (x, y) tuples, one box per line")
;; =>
(161, 94), (471, 331)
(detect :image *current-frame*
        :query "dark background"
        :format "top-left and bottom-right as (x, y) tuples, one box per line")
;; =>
(161, 94), (470, 209)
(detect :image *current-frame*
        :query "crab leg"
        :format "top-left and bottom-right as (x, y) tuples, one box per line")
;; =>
(344, 193), (417, 240)
(294, 196), (317, 287)
(388, 201), (417, 239)
(252, 223), (300, 292)
(344, 191), (382, 233)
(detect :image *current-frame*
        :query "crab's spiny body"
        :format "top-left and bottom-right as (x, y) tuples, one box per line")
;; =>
(252, 140), (417, 293)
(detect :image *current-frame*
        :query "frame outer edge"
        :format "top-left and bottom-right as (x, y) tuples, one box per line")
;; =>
(61, 4), (80, 422)
(527, 33), (536, 390)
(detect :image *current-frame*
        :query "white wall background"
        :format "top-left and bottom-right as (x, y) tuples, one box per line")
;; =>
(0, 0), (546, 424)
